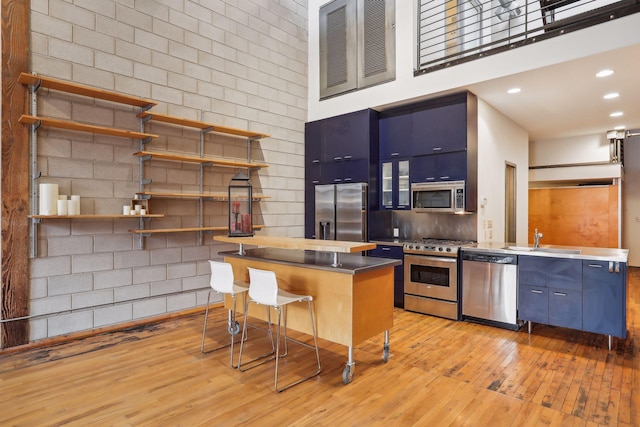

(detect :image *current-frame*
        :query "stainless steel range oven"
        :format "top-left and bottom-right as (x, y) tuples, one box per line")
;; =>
(403, 239), (475, 320)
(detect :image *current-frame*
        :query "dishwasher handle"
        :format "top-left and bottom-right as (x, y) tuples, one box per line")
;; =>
(462, 252), (518, 265)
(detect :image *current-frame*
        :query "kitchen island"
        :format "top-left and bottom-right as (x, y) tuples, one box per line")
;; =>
(462, 243), (629, 349)
(213, 235), (400, 384)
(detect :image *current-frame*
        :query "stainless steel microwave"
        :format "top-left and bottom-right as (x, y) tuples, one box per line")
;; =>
(411, 181), (465, 213)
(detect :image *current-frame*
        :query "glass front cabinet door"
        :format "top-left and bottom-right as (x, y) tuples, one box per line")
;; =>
(381, 159), (410, 210)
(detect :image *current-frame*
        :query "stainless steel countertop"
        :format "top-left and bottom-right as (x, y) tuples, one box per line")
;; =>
(462, 242), (629, 263)
(220, 247), (402, 275)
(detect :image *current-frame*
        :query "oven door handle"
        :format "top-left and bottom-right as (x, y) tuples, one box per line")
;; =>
(405, 255), (458, 264)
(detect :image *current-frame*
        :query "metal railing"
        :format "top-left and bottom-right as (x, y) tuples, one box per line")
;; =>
(416, 0), (640, 74)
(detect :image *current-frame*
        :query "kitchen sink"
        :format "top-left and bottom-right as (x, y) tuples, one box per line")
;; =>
(503, 246), (582, 255)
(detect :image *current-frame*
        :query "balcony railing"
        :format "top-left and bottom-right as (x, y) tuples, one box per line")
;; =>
(416, 0), (640, 74)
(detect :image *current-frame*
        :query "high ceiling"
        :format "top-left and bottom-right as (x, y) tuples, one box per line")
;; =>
(465, 43), (640, 141)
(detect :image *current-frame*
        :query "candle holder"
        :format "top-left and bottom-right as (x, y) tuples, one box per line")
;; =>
(228, 172), (253, 237)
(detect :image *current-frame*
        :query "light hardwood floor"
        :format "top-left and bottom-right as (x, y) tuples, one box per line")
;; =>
(1, 268), (638, 426)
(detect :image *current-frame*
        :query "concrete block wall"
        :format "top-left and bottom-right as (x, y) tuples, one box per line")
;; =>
(27, 0), (308, 340)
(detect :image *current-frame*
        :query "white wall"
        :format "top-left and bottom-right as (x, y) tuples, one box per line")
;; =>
(307, 1), (640, 121)
(476, 99), (529, 244)
(530, 134), (611, 166)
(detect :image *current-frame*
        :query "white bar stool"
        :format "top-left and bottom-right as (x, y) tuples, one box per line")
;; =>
(200, 260), (250, 367)
(238, 267), (321, 392)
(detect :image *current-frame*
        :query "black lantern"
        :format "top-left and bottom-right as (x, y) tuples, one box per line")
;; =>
(228, 172), (253, 237)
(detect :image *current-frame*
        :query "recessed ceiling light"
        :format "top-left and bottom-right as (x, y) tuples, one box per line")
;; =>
(507, 87), (521, 94)
(603, 92), (619, 99)
(596, 69), (614, 78)
(610, 111), (624, 117)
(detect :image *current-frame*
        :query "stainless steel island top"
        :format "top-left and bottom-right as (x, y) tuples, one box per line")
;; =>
(220, 247), (402, 275)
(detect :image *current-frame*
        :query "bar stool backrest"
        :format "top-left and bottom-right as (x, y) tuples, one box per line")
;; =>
(248, 267), (279, 306)
(209, 260), (235, 294)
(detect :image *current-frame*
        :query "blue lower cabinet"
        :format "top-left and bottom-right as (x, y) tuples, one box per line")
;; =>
(548, 288), (582, 330)
(583, 260), (627, 338)
(368, 245), (404, 308)
(518, 255), (627, 340)
(519, 285), (548, 324)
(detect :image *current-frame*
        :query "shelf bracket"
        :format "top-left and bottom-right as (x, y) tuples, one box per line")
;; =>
(141, 137), (154, 145)
(31, 78), (42, 93)
(202, 126), (214, 133)
(29, 77), (40, 259)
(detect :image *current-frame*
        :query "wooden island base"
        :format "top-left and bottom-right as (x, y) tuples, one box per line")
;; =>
(221, 247), (397, 384)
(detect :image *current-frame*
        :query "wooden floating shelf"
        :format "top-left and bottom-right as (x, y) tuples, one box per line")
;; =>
(133, 150), (268, 169)
(19, 115), (159, 140)
(29, 214), (164, 219)
(137, 111), (269, 139)
(136, 191), (270, 201)
(128, 225), (266, 234)
(19, 72), (157, 109)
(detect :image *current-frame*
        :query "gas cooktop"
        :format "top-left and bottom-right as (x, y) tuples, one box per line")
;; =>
(402, 238), (477, 256)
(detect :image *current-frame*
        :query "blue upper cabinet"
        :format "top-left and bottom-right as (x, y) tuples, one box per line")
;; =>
(411, 101), (467, 156)
(379, 112), (413, 160)
(411, 151), (466, 183)
(321, 109), (377, 184)
(305, 120), (323, 186)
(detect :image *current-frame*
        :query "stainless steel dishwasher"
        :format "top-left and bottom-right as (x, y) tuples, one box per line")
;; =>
(461, 252), (520, 330)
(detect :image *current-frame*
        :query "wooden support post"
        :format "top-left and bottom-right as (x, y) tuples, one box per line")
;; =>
(1, 0), (30, 348)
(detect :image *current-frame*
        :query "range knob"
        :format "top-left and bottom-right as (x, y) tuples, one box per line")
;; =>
(446, 247), (452, 252)
(438, 247), (443, 251)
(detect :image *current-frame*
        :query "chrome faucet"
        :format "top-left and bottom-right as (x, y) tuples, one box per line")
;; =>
(534, 228), (543, 248)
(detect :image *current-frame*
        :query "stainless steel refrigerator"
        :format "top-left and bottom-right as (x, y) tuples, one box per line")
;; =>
(315, 183), (367, 242)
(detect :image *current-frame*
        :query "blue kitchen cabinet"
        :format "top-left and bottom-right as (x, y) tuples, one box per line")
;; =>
(411, 151), (466, 183)
(368, 244), (404, 308)
(519, 255), (627, 341)
(549, 287), (583, 330)
(321, 109), (373, 184)
(379, 112), (413, 160)
(411, 101), (467, 156)
(583, 260), (627, 338)
(518, 256), (582, 329)
(305, 120), (322, 186)
(304, 109), (379, 238)
(305, 121), (323, 238)
(519, 285), (549, 324)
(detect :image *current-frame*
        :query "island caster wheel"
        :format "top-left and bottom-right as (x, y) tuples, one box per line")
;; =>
(228, 321), (241, 335)
(383, 344), (390, 363)
(342, 365), (354, 384)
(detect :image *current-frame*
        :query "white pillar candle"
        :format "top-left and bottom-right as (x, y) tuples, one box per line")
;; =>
(39, 184), (59, 215)
(67, 199), (80, 215)
(123, 205), (131, 215)
(70, 195), (81, 215)
(57, 200), (68, 215)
